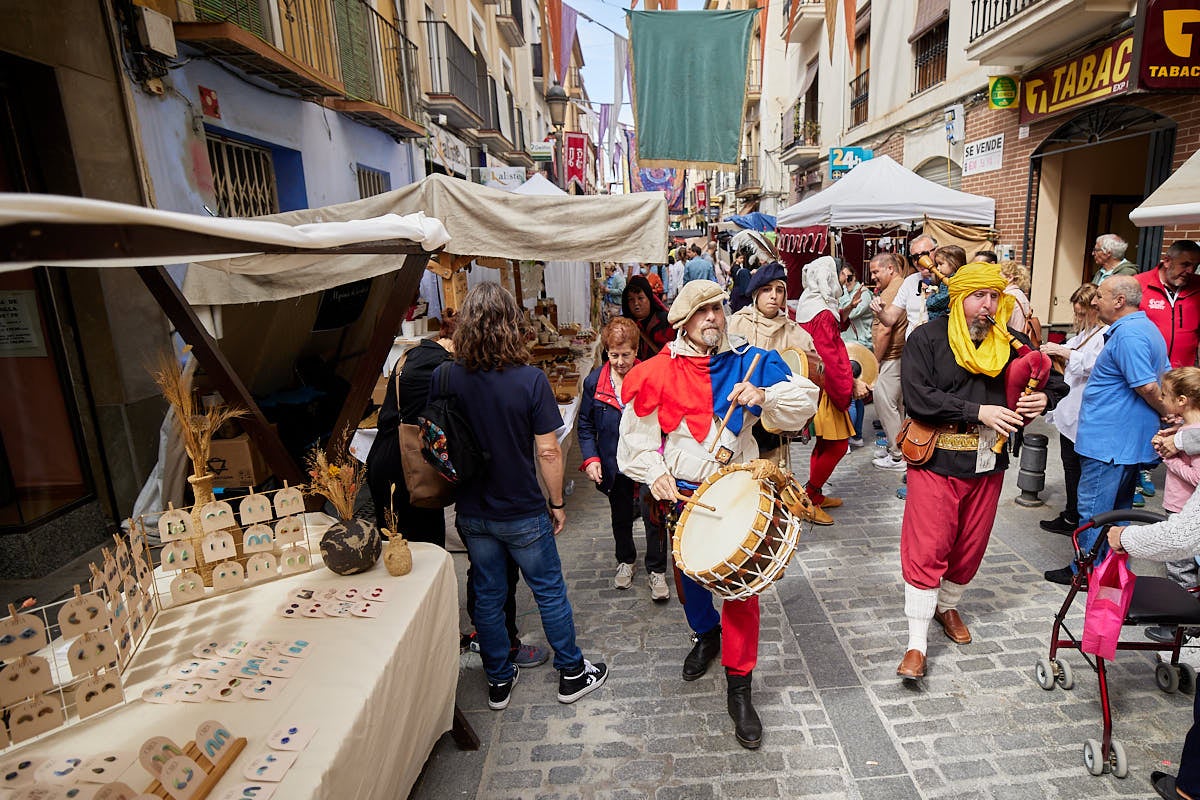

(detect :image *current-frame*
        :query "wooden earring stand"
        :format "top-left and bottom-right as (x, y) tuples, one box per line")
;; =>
(143, 736), (248, 800)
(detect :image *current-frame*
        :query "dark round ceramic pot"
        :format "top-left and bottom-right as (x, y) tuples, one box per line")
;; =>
(320, 518), (382, 576)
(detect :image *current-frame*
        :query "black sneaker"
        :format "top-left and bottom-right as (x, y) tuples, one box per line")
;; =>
(488, 664), (518, 710)
(1146, 625), (1180, 643)
(1039, 514), (1078, 535)
(557, 660), (608, 704)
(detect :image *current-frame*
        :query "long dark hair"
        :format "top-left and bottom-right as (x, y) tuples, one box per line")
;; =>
(453, 282), (530, 372)
(621, 275), (668, 319)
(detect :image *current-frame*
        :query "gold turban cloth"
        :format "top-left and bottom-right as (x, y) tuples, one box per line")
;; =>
(946, 262), (1014, 377)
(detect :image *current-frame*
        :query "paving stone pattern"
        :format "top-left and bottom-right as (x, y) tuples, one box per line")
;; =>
(410, 420), (1190, 799)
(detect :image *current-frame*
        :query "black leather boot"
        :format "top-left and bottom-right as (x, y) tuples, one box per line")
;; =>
(681, 625), (721, 681)
(726, 670), (762, 749)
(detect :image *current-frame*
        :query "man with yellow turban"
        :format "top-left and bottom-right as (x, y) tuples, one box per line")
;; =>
(895, 263), (1068, 680)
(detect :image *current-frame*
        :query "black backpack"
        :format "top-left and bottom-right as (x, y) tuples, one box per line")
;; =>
(417, 363), (490, 486)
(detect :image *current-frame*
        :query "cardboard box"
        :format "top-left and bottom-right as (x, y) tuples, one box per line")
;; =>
(207, 433), (271, 489)
(371, 373), (390, 407)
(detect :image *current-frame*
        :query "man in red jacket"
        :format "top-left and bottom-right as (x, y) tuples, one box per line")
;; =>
(1137, 240), (1200, 368)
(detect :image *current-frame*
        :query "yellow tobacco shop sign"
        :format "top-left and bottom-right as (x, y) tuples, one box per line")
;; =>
(1019, 34), (1134, 125)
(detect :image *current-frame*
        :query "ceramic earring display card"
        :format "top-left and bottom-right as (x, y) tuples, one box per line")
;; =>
(238, 492), (273, 526)
(34, 756), (85, 785)
(9, 693), (63, 743)
(207, 677), (247, 702)
(0, 717), (8, 748)
(0, 613), (48, 661)
(266, 723), (316, 751)
(242, 525), (274, 554)
(76, 671), (124, 719)
(350, 602), (383, 618)
(78, 753), (135, 784)
(278, 547), (309, 575)
(160, 542), (194, 572)
(68, 630), (118, 678)
(196, 720), (235, 762)
(215, 782), (277, 800)
(273, 486), (303, 518)
(242, 751), (296, 782)
(138, 737), (185, 778)
(259, 656), (301, 678)
(245, 553), (277, 582)
(159, 754), (206, 800)
(0, 756), (44, 788)
(211, 561), (245, 592)
(0, 656), (53, 706)
(241, 677), (284, 701)
(278, 640), (311, 658)
(273, 517), (304, 545)
(158, 507), (194, 542)
(201, 531), (237, 564)
(170, 572), (203, 605)
(199, 499), (235, 533)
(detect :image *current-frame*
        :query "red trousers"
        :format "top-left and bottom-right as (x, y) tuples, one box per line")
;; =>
(901, 469), (1004, 590)
(807, 437), (849, 499)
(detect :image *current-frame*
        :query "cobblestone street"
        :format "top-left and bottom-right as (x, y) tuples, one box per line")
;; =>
(410, 416), (1191, 800)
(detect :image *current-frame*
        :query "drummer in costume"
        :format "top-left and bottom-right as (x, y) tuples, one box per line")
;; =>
(897, 263), (1067, 680)
(795, 257), (871, 514)
(727, 262), (826, 516)
(617, 280), (820, 749)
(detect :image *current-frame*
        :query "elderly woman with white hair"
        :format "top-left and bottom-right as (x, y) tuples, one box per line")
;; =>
(797, 257), (870, 516)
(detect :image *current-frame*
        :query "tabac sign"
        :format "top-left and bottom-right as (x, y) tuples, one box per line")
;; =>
(1019, 33), (1134, 125)
(1135, 0), (1200, 91)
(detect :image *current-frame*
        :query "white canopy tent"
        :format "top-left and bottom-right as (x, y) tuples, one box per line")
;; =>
(776, 155), (995, 228)
(1130, 147), (1200, 227)
(468, 173), (592, 326)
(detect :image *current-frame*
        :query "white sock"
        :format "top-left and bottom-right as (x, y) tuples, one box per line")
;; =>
(937, 579), (968, 614)
(905, 584), (939, 654)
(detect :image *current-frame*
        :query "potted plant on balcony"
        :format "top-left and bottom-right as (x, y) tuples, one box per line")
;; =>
(803, 120), (821, 146)
(306, 434), (381, 576)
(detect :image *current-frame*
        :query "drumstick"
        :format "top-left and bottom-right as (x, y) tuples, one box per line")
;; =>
(709, 353), (763, 453)
(680, 495), (717, 513)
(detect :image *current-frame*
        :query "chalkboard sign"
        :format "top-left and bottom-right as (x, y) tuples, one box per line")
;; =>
(312, 279), (373, 331)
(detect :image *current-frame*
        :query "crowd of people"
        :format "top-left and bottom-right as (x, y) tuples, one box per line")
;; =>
(366, 233), (1200, 778)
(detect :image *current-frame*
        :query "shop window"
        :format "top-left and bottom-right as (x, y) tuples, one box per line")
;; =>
(356, 164), (391, 198)
(913, 21), (948, 96)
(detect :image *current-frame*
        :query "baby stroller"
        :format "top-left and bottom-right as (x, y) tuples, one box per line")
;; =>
(1037, 509), (1200, 778)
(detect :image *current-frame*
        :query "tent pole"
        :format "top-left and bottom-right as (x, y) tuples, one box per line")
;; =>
(135, 266), (305, 486)
(326, 251), (432, 460)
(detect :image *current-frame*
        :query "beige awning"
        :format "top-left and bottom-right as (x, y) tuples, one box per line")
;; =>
(1130, 147), (1200, 227)
(908, 0), (949, 43)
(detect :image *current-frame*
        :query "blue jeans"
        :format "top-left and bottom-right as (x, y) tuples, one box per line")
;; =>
(1073, 457), (1139, 571)
(849, 399), (864, 439)
(457, 513), (584, 682)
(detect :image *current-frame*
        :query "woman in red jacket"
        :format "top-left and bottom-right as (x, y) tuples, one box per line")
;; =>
(796, 257), (869, 514)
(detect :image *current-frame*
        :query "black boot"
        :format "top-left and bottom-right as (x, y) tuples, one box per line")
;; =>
(682, 625), (721, 681)
(726, 670), (762, 749)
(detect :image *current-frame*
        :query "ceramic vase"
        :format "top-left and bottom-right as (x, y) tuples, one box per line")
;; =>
(320, 518), (382, 575)
(383, 535), (412, 577)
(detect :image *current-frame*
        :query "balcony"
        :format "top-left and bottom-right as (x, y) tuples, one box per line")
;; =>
(496, 0), (525, 48)
(474, 76), (515, 153)
(736, 157), (761, 198)
(420, 20), (484, 129)
(849, 69), (869, 129)
(781, 0), (825, 43)
(173, 0), (344, 96)
(531, 42), (544, 87)
(323, 2), (424, 140)
(746, 55), (761, 105)
(507, 108), (533, 167)
(966, 0), (1135, 69)
(781, 100), (821, 165)
(568, 66), (584, 98)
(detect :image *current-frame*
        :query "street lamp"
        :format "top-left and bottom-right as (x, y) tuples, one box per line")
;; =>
(545, 81), (569, 188)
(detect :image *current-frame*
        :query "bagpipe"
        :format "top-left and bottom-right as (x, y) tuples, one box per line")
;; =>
(986, 314), (1053, 453)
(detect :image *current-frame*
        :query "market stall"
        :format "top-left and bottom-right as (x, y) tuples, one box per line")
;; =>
(774, 155), (996, 293)
(1130, 147), (1200, 227)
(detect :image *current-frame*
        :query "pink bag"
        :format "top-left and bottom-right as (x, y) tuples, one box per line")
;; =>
(1081, 551), (1136, 660)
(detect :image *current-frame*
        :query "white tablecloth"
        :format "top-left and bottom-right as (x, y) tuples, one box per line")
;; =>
(10, 543), (458, 800)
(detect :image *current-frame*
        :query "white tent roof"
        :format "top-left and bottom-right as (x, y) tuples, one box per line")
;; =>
(1130, 147), (1200, 227)
(513, 173), (568, 196)
(776, 155), (995, 228)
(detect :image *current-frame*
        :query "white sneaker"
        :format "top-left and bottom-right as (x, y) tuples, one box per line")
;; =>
(649, 572), (669, 601)
(614, 562), (635, 590)
(872, 454), (906, 471)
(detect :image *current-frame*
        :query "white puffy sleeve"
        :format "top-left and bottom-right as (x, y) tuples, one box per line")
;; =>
(616, 406), (671, 487)
(759, 375), (820, 433)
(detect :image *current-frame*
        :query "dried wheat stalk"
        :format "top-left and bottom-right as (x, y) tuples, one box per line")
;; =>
(150, 348), (246, 477)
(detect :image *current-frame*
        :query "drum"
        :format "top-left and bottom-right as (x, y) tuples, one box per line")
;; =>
(762, 347), (821, 437)
(672, 464), (807, 600)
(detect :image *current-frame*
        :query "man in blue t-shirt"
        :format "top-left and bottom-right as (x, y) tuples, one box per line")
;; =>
(683, 244), (717, 286)
(436, 282), (609, 710)
(1044, 275), (1171, 585)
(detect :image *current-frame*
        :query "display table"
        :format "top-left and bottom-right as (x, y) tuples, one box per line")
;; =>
(11, 543), (458, 800)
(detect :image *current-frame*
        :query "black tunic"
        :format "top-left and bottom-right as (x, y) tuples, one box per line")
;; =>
(901, 316), (1069, 478)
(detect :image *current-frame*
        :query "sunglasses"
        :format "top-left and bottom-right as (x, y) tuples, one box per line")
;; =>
(910, 250), (934, 260)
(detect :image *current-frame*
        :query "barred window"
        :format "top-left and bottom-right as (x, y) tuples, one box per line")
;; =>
(913, 21), (948, 96)
(356, 164), (391, 198)
(206, 134), (278, 218)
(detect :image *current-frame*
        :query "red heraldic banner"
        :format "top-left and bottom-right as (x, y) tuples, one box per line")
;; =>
(565, 132), (588, 191)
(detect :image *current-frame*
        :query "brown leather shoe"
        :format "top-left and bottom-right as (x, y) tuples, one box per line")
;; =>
(804, 505), (835, 526)
(819, 495), (843, 509)
(934, 609), (972, 644)
(897, 649), (926, 679)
